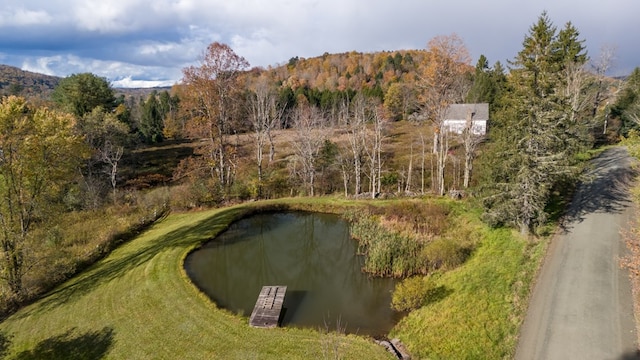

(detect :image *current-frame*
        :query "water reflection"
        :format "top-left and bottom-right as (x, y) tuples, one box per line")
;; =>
(185, 212), (401, 336)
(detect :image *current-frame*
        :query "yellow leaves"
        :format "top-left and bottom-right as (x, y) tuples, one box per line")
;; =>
(0, 96), (88, 185)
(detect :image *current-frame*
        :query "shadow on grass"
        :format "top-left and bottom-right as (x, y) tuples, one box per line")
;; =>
(0, 331), (12, 359)
(16, 205), (258, 319)
(13, 327), (114, 360)
(424, 285), (453, 306)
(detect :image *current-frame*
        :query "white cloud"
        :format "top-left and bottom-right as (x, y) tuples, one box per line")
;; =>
(72, 0), (137, 33)
(20, 54), (181, 86)
(111, 76), (176, 88)
(0, 7), (52, 26)
(0, 0), (637, 87)
(21, 56), (61, 75)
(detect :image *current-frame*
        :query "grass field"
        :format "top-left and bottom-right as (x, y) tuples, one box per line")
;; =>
(0, 198), (545, 359)
(0, 201), (392, 360)
(391, 228), (545, 359)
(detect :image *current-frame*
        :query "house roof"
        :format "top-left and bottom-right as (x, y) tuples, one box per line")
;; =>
(444, 103), (489, 121)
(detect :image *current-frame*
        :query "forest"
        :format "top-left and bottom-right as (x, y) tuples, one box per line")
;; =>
(0, 12), (638, 319)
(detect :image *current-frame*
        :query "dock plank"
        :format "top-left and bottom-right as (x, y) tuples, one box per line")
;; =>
(249, 285), (287, 328)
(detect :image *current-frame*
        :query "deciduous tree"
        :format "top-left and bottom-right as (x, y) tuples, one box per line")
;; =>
(181, 42), (249, 188)
(248, 76), (283, 197)
(0, 96), (87, 298)
(77, 107), (129, 208)
(419, 34), (472, 196)
(291, 105), (329, 196)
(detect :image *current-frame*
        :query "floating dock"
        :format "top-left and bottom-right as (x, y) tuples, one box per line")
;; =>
(249, 285), (287, 328)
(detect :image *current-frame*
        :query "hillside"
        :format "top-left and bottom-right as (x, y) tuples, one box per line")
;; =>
(261, 49), (430, 92)
(0, 64), (165, 100)
(0, 64), (61, 98)
(1, 49), (443, 104)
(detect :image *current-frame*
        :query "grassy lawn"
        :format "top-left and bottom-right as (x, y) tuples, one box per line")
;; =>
(0, 197), (545, 359)
(0, 200), (392, 360)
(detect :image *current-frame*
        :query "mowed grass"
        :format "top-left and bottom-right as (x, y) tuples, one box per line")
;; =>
(391, 227), (546, 359)
(0, 201), (392, 360)
(0, 197), (546, 359)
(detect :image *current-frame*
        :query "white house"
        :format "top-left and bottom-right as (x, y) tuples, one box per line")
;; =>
(443, 103), (489, 136)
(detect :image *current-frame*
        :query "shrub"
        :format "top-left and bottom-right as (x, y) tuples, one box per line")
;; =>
(421, 238), (470, 271)
(391, 276), (437, 312)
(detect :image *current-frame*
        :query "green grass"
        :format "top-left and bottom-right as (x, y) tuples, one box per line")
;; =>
(0, 197), (546, 359)
(0, 200), (392, 360)
(391, 228), (546, 359)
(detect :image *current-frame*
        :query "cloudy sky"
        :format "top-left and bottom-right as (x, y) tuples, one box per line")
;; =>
(0, 0), (637, 88)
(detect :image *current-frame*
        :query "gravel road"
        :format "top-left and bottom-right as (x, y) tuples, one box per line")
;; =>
(516, 147), (639, 360)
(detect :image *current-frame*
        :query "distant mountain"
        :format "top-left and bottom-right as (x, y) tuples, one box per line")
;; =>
(0, 64), (171, 100)
(0, 64), (61, 98)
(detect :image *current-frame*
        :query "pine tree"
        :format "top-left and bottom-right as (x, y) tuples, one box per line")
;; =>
(140, 91), (164, 143)
(482, 12), (589, 234)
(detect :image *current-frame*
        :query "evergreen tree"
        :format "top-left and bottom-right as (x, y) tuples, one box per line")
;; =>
(482, 12), (588, 234)
(467, 55), (502, 104)
(52, 73), (116, 117)
(139, 91), (164, 143)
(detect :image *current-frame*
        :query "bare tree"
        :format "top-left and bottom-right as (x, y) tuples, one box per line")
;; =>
(405, 141), (414, 192)
(347, 95), (370, 195)
(291, 105), (329, 196)
(462, 111), (483, 188)
(419, 34), (472, 196)
(364, 104), (387, 198)
(590, 45), (617, 134)
(248, 76), (283, 197)
(101, 141), (124, 204)
(78, 107), (129, 208)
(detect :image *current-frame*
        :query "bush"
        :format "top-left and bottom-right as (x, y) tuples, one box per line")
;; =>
(169, 179), (223, 210)
(421, 238), (470, 271)
(391, 276), (438, 312)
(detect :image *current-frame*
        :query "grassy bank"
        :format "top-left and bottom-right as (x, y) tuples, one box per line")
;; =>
(0, 197), (545, 359)
(391, 227), (545, 359)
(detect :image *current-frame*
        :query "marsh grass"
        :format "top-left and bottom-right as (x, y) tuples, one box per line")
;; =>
(347, 199), (478, 277)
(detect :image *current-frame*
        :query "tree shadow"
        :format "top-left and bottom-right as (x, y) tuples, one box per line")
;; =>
(562, 147), (638, 230)
(13, 327), (114, 360)
(424, 285), (453, 306)
(618, 349), (640, 359)
(0, 330), (13, 359)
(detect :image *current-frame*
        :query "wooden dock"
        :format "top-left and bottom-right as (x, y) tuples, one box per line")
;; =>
(249, 285), (287, 328)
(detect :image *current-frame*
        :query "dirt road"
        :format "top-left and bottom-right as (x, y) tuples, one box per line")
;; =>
(516, 147), (638, 360)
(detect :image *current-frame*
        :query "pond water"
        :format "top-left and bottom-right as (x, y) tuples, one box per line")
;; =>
(184, 212), (401, 336)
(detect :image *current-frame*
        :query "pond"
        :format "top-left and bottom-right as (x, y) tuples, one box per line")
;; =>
(184, 211), (401, 336)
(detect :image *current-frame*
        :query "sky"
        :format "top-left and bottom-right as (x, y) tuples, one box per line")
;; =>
(0, 0), (638, 88)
